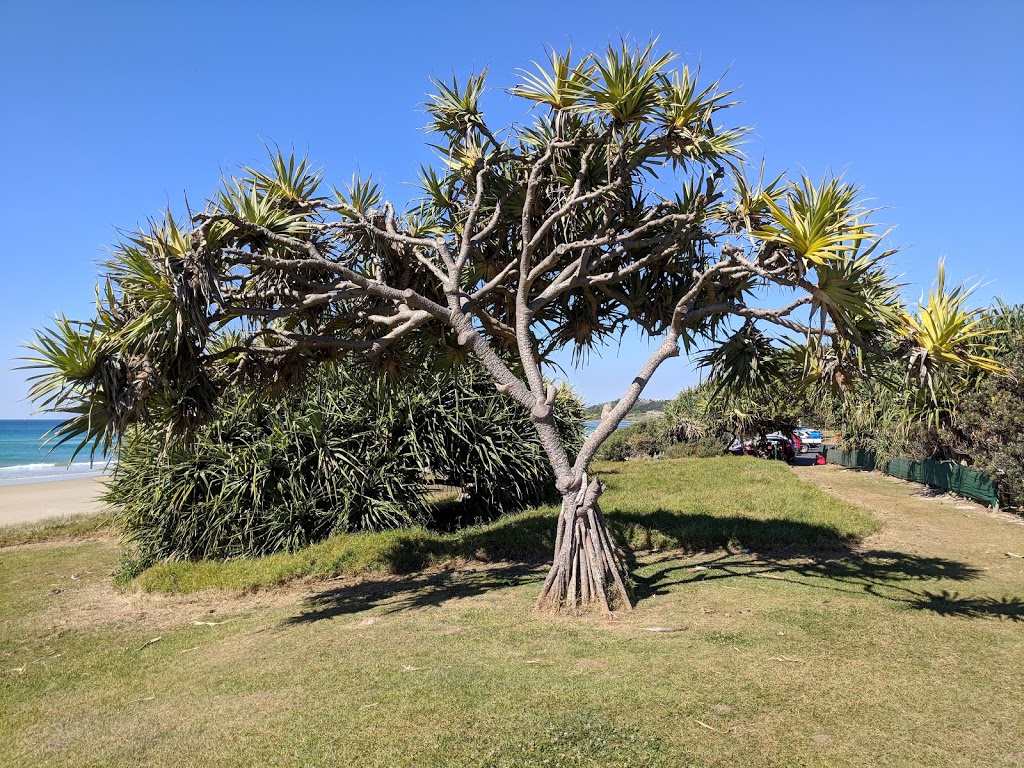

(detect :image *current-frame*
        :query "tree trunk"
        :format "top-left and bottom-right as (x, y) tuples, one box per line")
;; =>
(535, 475), (633, 613)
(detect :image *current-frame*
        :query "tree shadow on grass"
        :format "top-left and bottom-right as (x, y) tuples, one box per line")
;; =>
(608, 509), (864, 555)
(280, 506), (1021, 625)
(630, 547), (1022, 621)
(908, 590), (1024, 620)
(283, 561), (547, 626)
(608, 507), (1021, 621)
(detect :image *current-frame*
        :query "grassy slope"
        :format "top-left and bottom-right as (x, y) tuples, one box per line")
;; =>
(133, 458), (877, 593)
(2, 458), (1022, 768)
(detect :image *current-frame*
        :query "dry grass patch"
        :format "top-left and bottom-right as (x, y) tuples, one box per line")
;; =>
(0, 512), (113, 549)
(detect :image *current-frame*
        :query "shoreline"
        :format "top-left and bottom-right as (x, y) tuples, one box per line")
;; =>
(0, 468), (108, 488)
(0, 476), (106, 526)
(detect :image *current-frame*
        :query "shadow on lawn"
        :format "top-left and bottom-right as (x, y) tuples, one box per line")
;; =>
(283, 562), (546, 625)
(632, 547), (1023, 621)
(282, 507), (1022, 624)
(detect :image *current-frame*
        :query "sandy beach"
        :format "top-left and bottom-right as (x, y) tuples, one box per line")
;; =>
(0, 476), (106, 526)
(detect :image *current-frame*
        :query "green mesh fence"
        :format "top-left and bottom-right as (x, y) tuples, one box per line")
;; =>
(825, 448), (999, 507)
(824, 447), (877, 472)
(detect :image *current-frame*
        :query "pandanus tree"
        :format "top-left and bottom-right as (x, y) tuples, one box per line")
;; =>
(26, 41), (1003, 612)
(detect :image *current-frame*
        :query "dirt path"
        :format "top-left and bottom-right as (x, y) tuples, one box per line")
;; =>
(792, 463), (1024, 578)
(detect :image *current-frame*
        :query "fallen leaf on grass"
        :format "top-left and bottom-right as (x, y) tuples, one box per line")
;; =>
(644, 626), (686, 633)
(401, 665), (429, 672)
(524, 659), (543, 664)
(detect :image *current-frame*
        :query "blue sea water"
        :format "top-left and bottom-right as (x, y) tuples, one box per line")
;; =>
(582, 420), (632, 434)
(0, 420), (109, 484)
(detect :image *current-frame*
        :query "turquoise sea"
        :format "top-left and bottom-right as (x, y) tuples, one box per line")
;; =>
(0, 420), (109, 484)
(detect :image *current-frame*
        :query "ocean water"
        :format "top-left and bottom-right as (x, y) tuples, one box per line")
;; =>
(582, 420), (632, 434)
(0, 420), (109, 485)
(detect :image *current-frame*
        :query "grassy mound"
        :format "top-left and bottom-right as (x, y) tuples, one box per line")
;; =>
(132, 457), (878, 593)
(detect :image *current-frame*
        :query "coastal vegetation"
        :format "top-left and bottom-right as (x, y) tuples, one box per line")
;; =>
(599, 299), (1020, 490)
(596, 379), (814, 461)
(107, 361), (582, 573)
(823, 300), (1024, 510)
(24, 42), (1004, 612)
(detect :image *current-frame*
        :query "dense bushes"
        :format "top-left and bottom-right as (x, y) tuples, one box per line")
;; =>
(406, 364), (584, 524)
(106, 362), (583, 568)
(597, 419), (673, 461)
(828, 302), (1024, 510)
(944, 304), (1024, 508)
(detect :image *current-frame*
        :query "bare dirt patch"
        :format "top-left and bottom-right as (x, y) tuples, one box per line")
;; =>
(40, 577), (311, 633)
(38, 555), (546, 634)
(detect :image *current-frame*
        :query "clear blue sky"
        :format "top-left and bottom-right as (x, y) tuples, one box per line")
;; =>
(1, 0), (1021, 417)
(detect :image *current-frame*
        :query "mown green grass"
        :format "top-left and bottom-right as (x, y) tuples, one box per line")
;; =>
(2, 458), (1022, 767)
(131, 457), (878, 593)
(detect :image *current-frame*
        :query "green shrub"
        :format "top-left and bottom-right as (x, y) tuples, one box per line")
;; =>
(597, 419), (670, 461)
(665, 436), (726, 458)
(406, 367), (583, 525)
(953, 313), (1024, 509)
(599, 430), (631, 462)
(107, 374), (426, 567)
(106, 362), (584, 567)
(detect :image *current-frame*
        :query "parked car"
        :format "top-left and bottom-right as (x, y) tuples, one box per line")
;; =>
(761, 433), (798, 463)
(795, 427), (823, 451)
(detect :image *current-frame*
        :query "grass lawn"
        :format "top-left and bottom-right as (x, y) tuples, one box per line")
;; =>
(2, 457), (1022, 767)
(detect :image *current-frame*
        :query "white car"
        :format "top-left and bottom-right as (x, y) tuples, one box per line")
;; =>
(795, 427), (823, 451)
